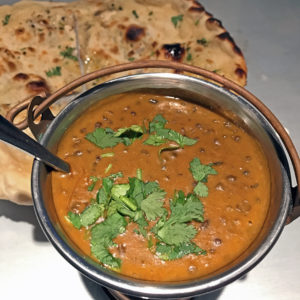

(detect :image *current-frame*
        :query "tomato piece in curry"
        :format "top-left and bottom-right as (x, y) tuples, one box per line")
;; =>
(51, 93), (270, 281)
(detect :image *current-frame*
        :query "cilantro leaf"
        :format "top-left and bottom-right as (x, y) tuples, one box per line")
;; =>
(172, 190), (186, 205)
(67, 202), (103, 229)
(88, 176), (101, 191)
(149, 114), (167, 133)
(114, 125), (144, 146)
(158, 145), (180, 159)
(141, 190), (167, 221)
(171, 14), (183, 28)
(132, 10), (139, 18)
(67, 211), (81, 229)
(156, 128), (197, 148)
(111, 184), (138, 212)
(111, 184), (130, 201)
(156, 242), (206, 260)
(108, 172), (123, 180)
(169, 192), (204, 223)
(80, 203), (103, 227)
(127, 177), (145, 208)
(189, 158), (218, 182)
(144, 181), (160, 196)
(85, 128), (121, 149)
(151, 210), (168, 235)
(152, 191), (204, 247)
(136, 168), (142, 180)
(91, 213), (127, 269)
(157, 222), (197, 246)
(100, 152), (114, 158)
(143, 134), (166, 146)
(133, 210), (148, 237)
(60, 46), (78, 61)
(193, 181), (209, 197)
(2, 14), (11, 26)
(96, 177), (114, 205)
(45, 66), (61, 77)
(197, 38), (208, 46)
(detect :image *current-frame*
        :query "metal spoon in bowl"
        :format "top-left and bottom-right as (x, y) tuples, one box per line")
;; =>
(0, 115), (70, 173)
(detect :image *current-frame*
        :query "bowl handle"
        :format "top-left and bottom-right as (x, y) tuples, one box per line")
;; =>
(27, 95), (55, 140)
(5, 60), (300, 221)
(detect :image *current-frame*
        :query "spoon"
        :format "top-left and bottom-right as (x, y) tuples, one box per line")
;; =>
(0, 115), (70, 173)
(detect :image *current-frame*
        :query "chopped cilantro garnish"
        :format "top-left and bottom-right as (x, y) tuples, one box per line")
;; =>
(88, 176), (101, 191)
(114, 125), (143, 146)
(96, 176), (114, 205)
(189, 158), (217, 182)
(194, 181), (208, 197)
(67, 202), (103, 229)
(187, 52), (192, 61)
(45, 66), (61, 77)
(148, 11), (153, 16)
(149, 114), (167, 133)
(195, 19), (200, 26)
(80, 203), (103, 227)
(132, 10), (139, 18)
(141, 190), (167, 221)
(105, 163), (112, 174)
(2, 14), (11, 26)
(109, 172), (124, 180)
(68, 113), (219, 267)
(136, 168), (142, 180)
(151, 190), (205, 249)
(91, 213), (127, 269)
(85, 128), (121, 149)
(158, 145), (180, 159)
(147, 235), (154, 249)
(86, 125), (143, 149)
(111, 184), (130, 201)
(143, 134), (166, 146)
(85, 114), (196, 151)
(171, 14), (183, 28)
(128, 57), (135, 61)
(158, 221), (197, 246)
(189, 158), (218, 197)
(101, 152), (114, 158)
(144, 114), (197, 149)
(156, 242), (206, 260)
(67, 211), (81, 229)
(156, 128), (197, 148)
(60, 46), (78, 61)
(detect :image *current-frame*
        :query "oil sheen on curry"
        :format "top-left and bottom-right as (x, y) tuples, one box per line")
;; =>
(52, 92), (270, 282)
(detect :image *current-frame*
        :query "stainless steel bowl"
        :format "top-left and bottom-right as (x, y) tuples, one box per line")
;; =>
(31, 73), (296, 299)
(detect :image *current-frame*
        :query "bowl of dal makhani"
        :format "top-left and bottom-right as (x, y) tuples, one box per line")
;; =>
(30, 71), (299, 299)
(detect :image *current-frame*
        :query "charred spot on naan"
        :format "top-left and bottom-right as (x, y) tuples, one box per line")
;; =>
(218, 32), (242, 56)
(125, 25), (145, 42)
(11, 73), (50, 94)
(13, 73), (30, 81)
(235, 67), (247, 80)
(188, 1), (205, 12)
(26, 80), (49, 94)
(161, 44), (185, 62)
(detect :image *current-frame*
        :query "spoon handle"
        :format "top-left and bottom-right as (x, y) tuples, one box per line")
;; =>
(0, 115), (70, 173)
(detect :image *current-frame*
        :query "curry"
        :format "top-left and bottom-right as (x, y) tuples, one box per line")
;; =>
(51, 92), (270, 281)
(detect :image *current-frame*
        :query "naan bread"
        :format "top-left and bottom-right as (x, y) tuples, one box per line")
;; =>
(0, 0), (82, 114)
(75, 0), (247, 86)
(0, 0), (247, 205)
